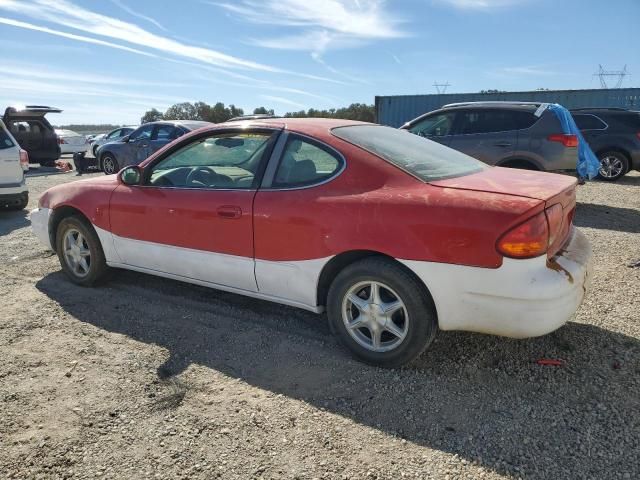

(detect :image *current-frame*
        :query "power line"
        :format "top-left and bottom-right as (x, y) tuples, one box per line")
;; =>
(593, 65), (629, 89)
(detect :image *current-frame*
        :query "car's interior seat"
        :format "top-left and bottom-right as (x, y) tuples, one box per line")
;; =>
(288, 159), (317, 184)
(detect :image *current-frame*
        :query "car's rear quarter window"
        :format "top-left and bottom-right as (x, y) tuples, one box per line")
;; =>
(332, 125), (486, 182)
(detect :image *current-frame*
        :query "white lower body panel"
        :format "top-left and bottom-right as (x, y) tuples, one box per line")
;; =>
(401, 228), (592, 338)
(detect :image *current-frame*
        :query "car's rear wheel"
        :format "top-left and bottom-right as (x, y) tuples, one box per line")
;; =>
(598, 151), (628, 181)
(56, 216), (108, 286)
(102, 153), (119, 175)
(327, 257), (437, 368)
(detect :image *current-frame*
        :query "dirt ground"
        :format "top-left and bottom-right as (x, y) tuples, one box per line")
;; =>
(1, 163), (639, 480)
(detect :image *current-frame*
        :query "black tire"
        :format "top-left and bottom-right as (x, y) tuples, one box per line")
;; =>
(101, 153), (119, 175)
(597, 150), (629, 181)
(327, 257), (437, 368)
(6, 193), (28, 211)
(55, 215), (108, 287)
(40, 159), (56, 167)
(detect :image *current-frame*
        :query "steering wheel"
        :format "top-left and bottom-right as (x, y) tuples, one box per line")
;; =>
(186, 166), (216, 187)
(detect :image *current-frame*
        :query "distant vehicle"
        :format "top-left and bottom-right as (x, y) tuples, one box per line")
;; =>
(2, 105), (61, 166)
(0, 118), (29, 210)
(31, 118), (591, 367)
(571, 108), (640, 181)
(55, 129), (88, 155)
(91, 126), (137, 157)
(401, 101), (578, 172)
(98, 120), (211, 174)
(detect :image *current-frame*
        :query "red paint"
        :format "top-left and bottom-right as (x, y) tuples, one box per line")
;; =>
(40, 119), (578, 269)
(536, 359), (565, 366)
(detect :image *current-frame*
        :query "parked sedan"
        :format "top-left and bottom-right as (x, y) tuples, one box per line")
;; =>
(31, 119), (592, 367)
(55, 129), (88, 155)
(91, 126), (136, 157)
(98, 121), (211, 174)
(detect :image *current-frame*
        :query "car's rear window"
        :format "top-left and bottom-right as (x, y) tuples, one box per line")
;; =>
(0, 127), (15, 150)
(332, 125), (486, 181)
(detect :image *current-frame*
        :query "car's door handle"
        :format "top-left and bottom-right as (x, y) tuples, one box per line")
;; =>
(494, 142), (512, 147)
(139, 142), (149, 148)
(217, 205), (242, 219)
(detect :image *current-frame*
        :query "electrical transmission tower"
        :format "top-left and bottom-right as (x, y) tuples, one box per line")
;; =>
(593, 65), (628, 89)
(433, 81), (450, 94)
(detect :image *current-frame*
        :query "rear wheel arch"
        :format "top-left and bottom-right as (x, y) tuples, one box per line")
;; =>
(595, 147), (631, 172)
(316, 250), (437, 317)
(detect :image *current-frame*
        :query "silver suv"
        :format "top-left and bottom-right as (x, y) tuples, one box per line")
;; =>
(401, 102), (578, 171)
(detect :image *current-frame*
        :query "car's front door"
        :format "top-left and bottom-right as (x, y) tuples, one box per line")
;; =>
(108, 128), (279, 292)
(124, 124), (154, 167)
(149, 124), (182, 157)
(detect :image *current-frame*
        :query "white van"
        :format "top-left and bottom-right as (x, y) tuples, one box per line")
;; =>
(0, 119), (29, 210)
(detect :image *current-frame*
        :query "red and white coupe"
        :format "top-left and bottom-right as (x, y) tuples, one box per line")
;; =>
(31, 119), (592, 367)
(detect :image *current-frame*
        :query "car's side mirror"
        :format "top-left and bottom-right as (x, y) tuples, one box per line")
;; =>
(120, 166), (141, 186)
(121, 135), (130, 142)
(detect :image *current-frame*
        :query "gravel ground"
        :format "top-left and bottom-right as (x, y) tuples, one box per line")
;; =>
(1, 164), (639, 480)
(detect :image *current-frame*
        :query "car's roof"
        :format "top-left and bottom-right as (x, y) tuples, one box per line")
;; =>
(442, 101), (541, 111)
(223, 117), (368, 131)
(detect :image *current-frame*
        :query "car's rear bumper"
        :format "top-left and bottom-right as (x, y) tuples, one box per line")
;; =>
(401, 227), (592, 338)
(30, 207), (53, 249)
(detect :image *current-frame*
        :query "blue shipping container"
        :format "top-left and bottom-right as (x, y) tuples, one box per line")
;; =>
(375, 88), (640, 127)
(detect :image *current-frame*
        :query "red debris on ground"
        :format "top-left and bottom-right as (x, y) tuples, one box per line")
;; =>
(536, 358), (565, 367)
(55, 160), (73, 172)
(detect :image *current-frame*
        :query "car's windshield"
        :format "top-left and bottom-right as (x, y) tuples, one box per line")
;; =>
(332, 125), (486, 181)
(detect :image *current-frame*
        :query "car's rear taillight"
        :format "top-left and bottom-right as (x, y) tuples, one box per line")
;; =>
(548, 134), (578, 147)
(19, 149), (29, 167)
(497, 211), (549, 259)
(57, 137), (66, 144)
(497, 205), (570, 259)
(636, 132), (640, 140)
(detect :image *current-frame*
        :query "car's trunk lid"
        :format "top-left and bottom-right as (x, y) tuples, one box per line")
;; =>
(431, 167), (577, 256)
(4, 106), (63, 120)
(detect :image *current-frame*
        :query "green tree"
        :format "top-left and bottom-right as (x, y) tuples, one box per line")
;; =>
(253, 106), (275, 115)
(140, 108), (164, 124)
(164, 102), (197, 120)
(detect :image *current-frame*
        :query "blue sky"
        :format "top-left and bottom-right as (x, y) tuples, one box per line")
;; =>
(0, 0), (638, 125)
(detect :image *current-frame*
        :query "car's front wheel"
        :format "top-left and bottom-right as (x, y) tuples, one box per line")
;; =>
(56, 216), (108, 286)
(327, 257), (437, 368)
(598, 151), (628, 181)
(101, 153), (119, 175)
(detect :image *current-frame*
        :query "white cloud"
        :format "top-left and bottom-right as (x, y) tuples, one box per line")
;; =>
(0, 17), (156, 57)
(496, 65), (555, 76)
(215, 0), (405, 54)
(0, 0), (279, 72)
(259, 95), (307, 110)
(436, 0), (524, 9)
(110, 0), (167, 32)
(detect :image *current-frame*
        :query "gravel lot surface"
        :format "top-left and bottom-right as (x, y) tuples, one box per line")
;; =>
(1, 164), (639, 479)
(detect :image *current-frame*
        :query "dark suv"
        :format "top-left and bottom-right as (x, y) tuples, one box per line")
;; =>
(2, 106), (61, 166)
(401, 102), (578, 172)
(571, 108), (640, 181)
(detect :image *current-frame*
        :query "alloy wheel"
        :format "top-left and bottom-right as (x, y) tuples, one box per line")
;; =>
(599, 155), (624, 179)
(103, 156), (116, 174)
(63, 228), (91, 278)
(341, 281), (409, 353)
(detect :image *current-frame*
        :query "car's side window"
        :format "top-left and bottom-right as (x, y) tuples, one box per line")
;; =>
(455, 110), (516, 135)
(146, 132), (274, 189)
(272, 136), (343, 188)
(129, 125), (153, 142)
(153, 124), (178, 141)
(409, 112), (455, 137)
(573, 114), (607, 130)
(107, 129), (121, 139)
